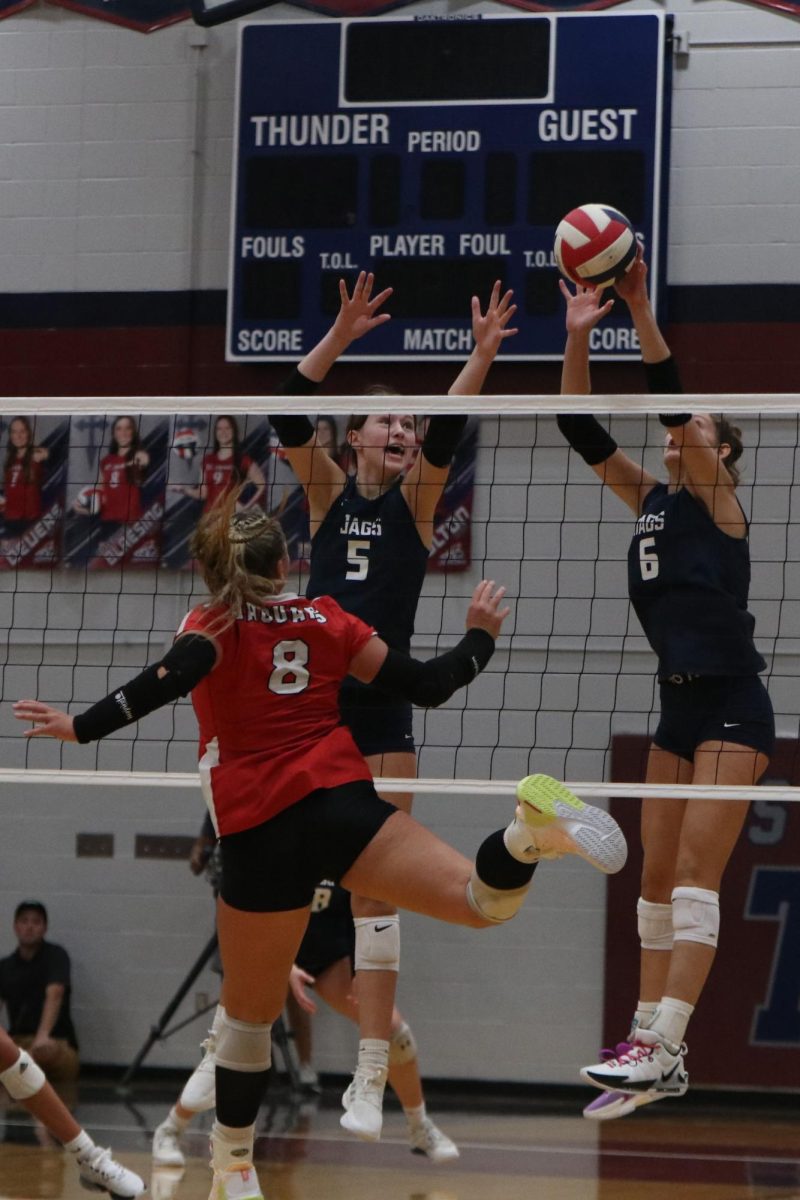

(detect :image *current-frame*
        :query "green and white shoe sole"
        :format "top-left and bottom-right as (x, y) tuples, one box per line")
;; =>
(516, 774), (628, 874)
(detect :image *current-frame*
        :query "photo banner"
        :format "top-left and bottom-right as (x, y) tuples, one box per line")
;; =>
(63, 415), (168, 570)
(46, 0), (189, 31)
(0, 0), (37, 19)
(0, 415), (69, 569)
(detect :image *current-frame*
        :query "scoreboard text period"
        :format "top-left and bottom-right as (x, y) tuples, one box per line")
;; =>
(228, 13), (672, 362)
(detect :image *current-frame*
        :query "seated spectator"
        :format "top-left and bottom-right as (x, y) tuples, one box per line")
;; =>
(0, 901), (79, 1082)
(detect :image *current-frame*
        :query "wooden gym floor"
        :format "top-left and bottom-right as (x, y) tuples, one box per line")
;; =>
(1, 1080), (799, 1200)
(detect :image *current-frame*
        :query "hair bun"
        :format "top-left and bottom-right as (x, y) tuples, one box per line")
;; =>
(228, 510), (269, 545)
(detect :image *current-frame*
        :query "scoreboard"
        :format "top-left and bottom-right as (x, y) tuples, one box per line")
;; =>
(228, 13), (672, 362)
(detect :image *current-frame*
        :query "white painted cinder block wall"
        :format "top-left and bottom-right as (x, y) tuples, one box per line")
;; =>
(0, 2), (798, 1078)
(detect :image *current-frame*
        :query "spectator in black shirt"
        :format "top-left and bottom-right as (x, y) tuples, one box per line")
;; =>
(0, 901), (79, 1081)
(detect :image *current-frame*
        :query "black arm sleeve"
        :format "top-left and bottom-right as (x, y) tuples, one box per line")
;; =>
(72, 634), (217, 744)
(420, 414), (468, 468)
(277, 367), (320, 398)
(645, 356), (691, 427)
(556, 414), (618, 466)
(371, 628), (495, 709)
(269, 413), (316, 448)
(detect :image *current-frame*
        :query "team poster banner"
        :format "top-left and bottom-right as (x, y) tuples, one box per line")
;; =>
(45, 0), (190, 30)
(161, 414), (476, 574)
(0, 415), (69, 569)
(63, 416), (168, 570)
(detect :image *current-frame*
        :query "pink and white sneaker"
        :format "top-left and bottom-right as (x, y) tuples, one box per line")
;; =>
(582, 1043), (671, 1121)
(581, 1032), (689, 1097)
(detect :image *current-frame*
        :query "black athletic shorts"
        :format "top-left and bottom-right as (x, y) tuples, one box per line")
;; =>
(654, 674), (775, 763)
(219, 781), (397, 913)
(295, 884), (355, 978)
(339, 691), (415, 758)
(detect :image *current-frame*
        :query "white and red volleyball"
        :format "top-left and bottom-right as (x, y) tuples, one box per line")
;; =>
(172, 427), (198, 463)
(76, 484), (103, 516)
(554, 204), (636, 289)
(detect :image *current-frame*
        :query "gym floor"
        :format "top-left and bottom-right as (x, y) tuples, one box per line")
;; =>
(1, 1078), (798, 1200)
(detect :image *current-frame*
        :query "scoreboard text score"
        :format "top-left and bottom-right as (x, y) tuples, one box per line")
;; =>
(228, 13), (672, 362)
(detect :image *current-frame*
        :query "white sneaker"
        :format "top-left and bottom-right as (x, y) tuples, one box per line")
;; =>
(209, 1165), (263, 1200)
(78, 1147), (146, 1199)
(581, 1033), (689, 1096)
(152, 1121), (186, 1167)
(150, 1167), (185, 1200)
(516, 775), (627, 875)
(340, 1065), (388, 1142)
(296, 1063), (321, 1094)
(180, 1034), (216, 1112)
(408, 1117), (460, 1164)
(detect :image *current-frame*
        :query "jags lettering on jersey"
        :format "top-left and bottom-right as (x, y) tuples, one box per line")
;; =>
(634, 510), (665, 536)
(243, 602), (327, 625)
(339, 514), (382, 537)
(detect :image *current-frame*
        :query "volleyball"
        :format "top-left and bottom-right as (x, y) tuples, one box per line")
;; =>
(76, 484), (103, 516)
(554, 204), (636, 289)
(172, 427), (198, 463)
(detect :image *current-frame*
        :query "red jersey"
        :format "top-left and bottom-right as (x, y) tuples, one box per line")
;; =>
(100, 454), (142, 522)
(4, 458), (42, 520)
(202, 452), (253, 512)
(178, 592), (376, 836)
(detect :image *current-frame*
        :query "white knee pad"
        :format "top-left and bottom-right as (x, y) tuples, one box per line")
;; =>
(637, 897), (674, 951)
(0, 1049), (46, 1101)
(354, 915), (400, 972)
(215, 1011), (272, 1072)
(389, 1021), (418, 1067)
(466, 871), (530, 924)
(672, 886), (720, 948)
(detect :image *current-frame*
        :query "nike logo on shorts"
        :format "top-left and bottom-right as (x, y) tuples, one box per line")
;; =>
(723, 722), (741, 728)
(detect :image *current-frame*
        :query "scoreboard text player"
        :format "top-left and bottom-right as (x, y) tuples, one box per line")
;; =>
(228, 13), (672, 362)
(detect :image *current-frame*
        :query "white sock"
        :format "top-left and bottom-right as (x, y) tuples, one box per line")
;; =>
(64, 1131), (94, 1159)
(357, 1039), (389, 1076)
(211, 1120), (255, 1170)
(629, 1001), (658, 1040)
(210, 1005), (225, 1039)
(503, 814), (540, 863)
(403, 1102), (426, 1128)
(650, 996), (694, 1051)
(163, 1105), (191, 1133)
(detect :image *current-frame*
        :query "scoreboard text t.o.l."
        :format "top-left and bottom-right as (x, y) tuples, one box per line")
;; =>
(228, 13), (672, 362)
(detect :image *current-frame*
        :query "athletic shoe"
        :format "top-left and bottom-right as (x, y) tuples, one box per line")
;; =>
(209, 1165), (263, 1200)
(296, 1063), (321, 1094)
(516, 775), (627, 874)
(150, 1167), (185, 1200)
(581, 1034), (689, 1096)
(152, 1121), (186, 1167)
(583, 1086), (670, 1120)
(77, 1147), (146, 1199)
(180, 1034), (216, 1112)
(340, 1064), (388, 1141)
(409, 1117), (460, 1163)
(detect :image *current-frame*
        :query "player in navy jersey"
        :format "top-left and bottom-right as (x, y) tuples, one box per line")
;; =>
(15, 490), (626, 1200)
(270, 271), (518, 1140)
(557, 248), (774, 1118)
(288, 880), (459, 1163)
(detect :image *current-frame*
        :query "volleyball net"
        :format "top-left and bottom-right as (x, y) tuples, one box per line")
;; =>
(1, 392), (799, 806)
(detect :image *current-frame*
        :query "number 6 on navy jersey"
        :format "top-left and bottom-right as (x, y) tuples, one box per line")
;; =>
(268, 639), (310, 694)
(639, 536), (659, 580)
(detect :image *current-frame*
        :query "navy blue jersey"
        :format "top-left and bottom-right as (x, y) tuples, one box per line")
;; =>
(628, 483), (765, 679)
(307, 474), (429, 654)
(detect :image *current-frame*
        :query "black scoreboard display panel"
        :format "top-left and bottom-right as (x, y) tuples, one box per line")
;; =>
(228, 13), (672, 362)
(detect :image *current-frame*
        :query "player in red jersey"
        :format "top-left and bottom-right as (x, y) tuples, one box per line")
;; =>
(15, 489), (627, 1200)
(172, 416), (266, 513)
(73, 416), (149, 524)
(1, 416), (48, 531)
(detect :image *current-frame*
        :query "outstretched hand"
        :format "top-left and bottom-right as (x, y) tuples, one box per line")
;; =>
(559, 279), (615, 335)
(466, 580), (511, 640)
(14, 700), (76, 742)
(333, 271), (392, 346)
(612, 241), (648, 306)
(288, 965), (318, 1014)
(471, 281), (518, 357)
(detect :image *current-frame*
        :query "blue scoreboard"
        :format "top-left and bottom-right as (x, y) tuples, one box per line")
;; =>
(228, 13), (672, 362)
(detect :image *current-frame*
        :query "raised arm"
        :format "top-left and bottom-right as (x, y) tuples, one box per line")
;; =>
(402, 283), (518, 538)
(14, 633), (218, 743)
(558, 279), (658, 515)
(348, 579), (509, 707)
(271, 272), (392, 524)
